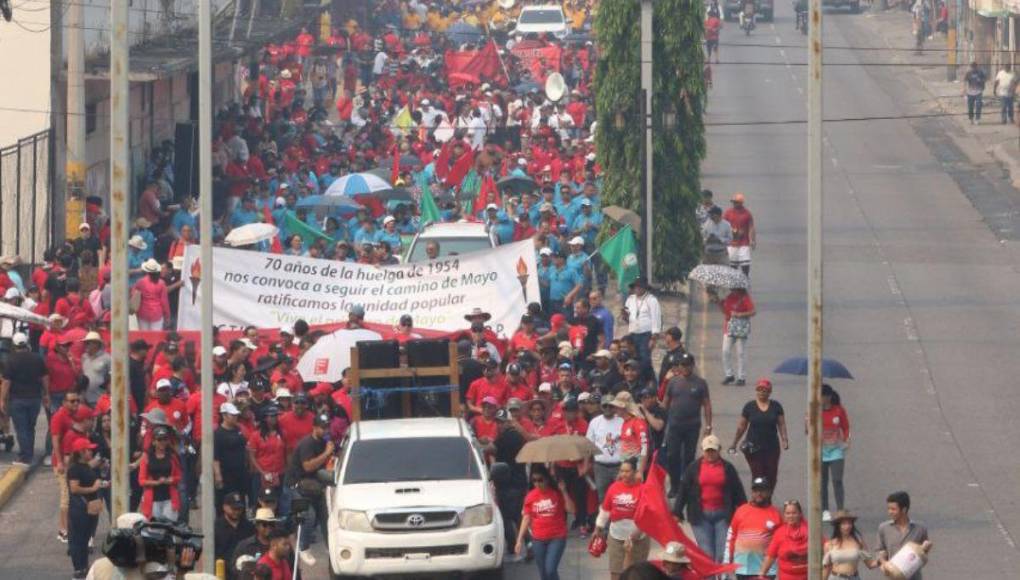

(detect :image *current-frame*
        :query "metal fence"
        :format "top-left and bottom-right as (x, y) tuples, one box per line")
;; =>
(0, 129), (53, 264)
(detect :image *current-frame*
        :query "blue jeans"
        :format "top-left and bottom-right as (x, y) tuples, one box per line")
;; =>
(631, 331), (655, 380)
(532, 536), (566, 580)
(8, 397), (42, 463)
(693, 509), (729, 563)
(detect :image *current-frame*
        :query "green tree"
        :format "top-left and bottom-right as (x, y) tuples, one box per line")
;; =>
(595, 0), (706, 284)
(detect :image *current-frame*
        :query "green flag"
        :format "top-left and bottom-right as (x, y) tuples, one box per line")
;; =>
(420, 184), (441, 224)
(283, 211), (334, 245)
(597, 225), (641, 292)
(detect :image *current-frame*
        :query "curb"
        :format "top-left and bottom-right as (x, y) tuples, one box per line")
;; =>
(0, 464), (29, 511)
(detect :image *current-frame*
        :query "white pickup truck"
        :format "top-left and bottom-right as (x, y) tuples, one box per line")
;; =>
(325, 417), (505, 578)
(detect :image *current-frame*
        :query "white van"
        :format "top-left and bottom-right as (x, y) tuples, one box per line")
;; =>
(325, 418), (505, 578)
(512, 5), (570, 39)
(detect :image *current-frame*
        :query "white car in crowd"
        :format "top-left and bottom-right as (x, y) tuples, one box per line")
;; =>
(325, 418), (505, 578)
(405, 221), (496, 262)
(511, 5), (570, 39)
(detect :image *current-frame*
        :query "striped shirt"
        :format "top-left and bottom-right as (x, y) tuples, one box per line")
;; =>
(726, 503), (782, 575)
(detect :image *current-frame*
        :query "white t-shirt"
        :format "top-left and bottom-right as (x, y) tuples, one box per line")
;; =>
(587, 415), (624, 464)
(372, 51), (389, 75)
(995, 70), (1016, 97)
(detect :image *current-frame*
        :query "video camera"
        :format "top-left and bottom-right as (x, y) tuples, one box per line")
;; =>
(102, 519), (204, 572)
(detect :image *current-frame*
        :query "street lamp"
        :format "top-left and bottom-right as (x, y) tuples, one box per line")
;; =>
(661, 104), (677, 131)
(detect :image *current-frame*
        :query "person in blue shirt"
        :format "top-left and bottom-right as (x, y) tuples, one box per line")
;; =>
(230, 196), (260, 229)
(127, 236), (148, 285)
(589, 290), (615, 349)
(319, 163), (342, 191)
(580, 182), (601, 211)
(482, 204), (514, 246)
(354, 218), (381, 250)
(516, 193), (540, 225)
(170, 198), (198, 238)
(378, 216), (403, 253)
(509, 157), (529, 177)
(571, 199), (602, 247)
(547, 252), (584, 315)
(553, 173), (577, 207)
(393, 205), (419, 235)
(347, 208), (369, 239)
(537, 247), (554, 310)
(557, 188), (582, 228)
(131, 218), (156, 260)
(566, 236), (592, 295)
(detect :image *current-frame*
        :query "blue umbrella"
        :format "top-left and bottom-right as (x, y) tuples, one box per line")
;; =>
(324, 172), (392, 197)
(295, 194), (362, 212)
(446, 22), (483, 46)
(773, 357), (854, 380)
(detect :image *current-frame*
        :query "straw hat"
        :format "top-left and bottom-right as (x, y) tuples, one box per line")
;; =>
(141, 259), (161, 273)
(831, 510), (858, 524)
(128, 235), (148, 250)
(660, 541), (691, 564)
(609, 390), (638, 415)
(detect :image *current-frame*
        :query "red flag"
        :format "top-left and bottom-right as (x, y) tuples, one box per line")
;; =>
(445, 149), (475, 189)
(500, 154), (510, 178)
(270, 236), (283, 254)
(261, 205), (275, 225)
(390, 144), (401, 185)
(634, 460), (739, 578)
(476, 174), (500, 209)
(435, 140), (454, 181)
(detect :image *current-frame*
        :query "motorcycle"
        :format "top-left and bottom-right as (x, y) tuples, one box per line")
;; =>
(739, 7), (756, 35)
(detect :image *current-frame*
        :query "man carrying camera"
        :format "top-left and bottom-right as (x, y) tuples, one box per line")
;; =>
(281, 412), (333, 567)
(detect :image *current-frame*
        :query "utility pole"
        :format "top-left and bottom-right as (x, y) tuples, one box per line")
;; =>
(807, 0), (824, 578)
(947, 0), (957, 81)
(109, 0), (131, 519)
(640, 0), (654, 285)
(198, 0), (216, 571)
(66, 0), (86, 238)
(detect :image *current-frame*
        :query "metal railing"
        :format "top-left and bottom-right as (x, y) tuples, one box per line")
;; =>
(0, 129), (53, 264)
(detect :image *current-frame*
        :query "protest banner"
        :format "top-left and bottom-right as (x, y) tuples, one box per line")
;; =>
(177, 240), (540, 335)
(509, 42), (562, 82)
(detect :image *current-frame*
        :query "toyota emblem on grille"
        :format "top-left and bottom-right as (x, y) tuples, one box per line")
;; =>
(406, 514), (426, 527)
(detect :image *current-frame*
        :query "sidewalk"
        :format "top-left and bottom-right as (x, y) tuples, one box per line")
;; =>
(858, 9), (1020, 186)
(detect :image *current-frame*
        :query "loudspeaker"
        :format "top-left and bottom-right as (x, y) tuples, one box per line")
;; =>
(356, 340), (400, 370)
(405, 339), (450, 368)
(173, 122), (199, 200)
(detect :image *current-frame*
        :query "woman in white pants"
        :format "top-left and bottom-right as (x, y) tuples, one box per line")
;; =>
(719, 287), (756, 386)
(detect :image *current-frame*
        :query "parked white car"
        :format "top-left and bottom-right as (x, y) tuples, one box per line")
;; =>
(325, 418), (505, 578)
(511, 5), (570, 38)
(404, 221), (496, 263)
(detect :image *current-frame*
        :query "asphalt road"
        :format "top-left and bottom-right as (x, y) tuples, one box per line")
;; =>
(4, 7), (1020, 580)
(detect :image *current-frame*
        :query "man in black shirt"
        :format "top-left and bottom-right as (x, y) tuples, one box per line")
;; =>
(0, 332), (50, 464)
(284, 413), (333, 563)
(128, 339), (151, 411)
(658, 327), (687, 385)
(213, 403), (250, 506)
(662, 354), (712, 496)
(612, 359), (650, 395)
(215, 492), (255, 563)
(487, 409), (528, 558)
(638, 388), (667, 454)
(583, 349), (621, 395)
(456, 339), (485, 402)
(229, 508), (277, 580)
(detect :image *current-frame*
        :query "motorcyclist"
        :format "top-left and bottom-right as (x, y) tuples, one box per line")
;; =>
(739, 0), (757, 31)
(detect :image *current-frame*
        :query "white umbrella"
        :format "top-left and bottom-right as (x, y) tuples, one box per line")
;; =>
(296, 328), (383, 383)
(323, 173), (392, 197)
(224, 223), (279, 247)
(0, 301), (50, 326)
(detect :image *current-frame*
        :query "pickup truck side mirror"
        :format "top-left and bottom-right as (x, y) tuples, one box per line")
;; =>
(317, 468), (337, 487)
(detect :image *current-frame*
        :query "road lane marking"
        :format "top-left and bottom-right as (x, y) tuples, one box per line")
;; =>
(886, 275), (902, 296)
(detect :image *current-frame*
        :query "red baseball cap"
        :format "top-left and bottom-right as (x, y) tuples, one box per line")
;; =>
(756, 378), (773, 391)
(70, 438), (98, 453)
(310, 382), (333, 397)
(74, 406), (95, 422)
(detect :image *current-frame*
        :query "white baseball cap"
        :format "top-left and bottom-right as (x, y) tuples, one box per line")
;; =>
(569, 236), (585, 246)
(4, 287), (22, 299)
(538, 382), (553, 393)
(219, 402), (241, 415)
(155, 378), (173, 391)
(11, 332), (29, 346)
(485, 203), (499, 211)
(539, 247), (553, 256)
(212, 346), (227, 357)
(382, 215), (396, 224)
(274, 388), (293, 400)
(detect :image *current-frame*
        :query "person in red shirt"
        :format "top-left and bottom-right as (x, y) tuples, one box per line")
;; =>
(248, 407), (286, 497)
(705, 13), (723, 64)
(278, 394), (314, 454)
(143, 380), (190, 435)
(465, 360), (509, 415)
(719, 287), (756, 386)
(49, 392), (81, 542)
(594, 458), (647, 578)
(759, 500), (809, 580)
(613, 392), (649, 477)
(471, 397), (502, 450)
(722, 192), (756, 276)
(515, 464), (575, 575)
(184, 389), (225, 447)
(269, 357), (302, 395)
(504, 363), (534, 402)
(257, 529), (293, 580)
(46, 338), (80, 403)
(509, 315), (540, 355)
(818, 384), (851, 517)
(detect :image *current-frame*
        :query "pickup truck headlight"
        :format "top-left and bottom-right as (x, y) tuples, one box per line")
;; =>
(461, 504), (494, 528)
(337, 510), (373, 532)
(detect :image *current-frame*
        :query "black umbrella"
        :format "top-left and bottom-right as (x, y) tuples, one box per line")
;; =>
(372, 188), (415, 204)
(497, 175), (539, 196)
(773, 357), (854, 380)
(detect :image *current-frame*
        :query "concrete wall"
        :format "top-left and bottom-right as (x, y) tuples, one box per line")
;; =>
(0, 5), (52, 145)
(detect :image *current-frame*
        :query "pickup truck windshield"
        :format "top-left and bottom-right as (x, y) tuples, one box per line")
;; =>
(407, 236), (491, 262)
(343, 437), (483, 484)
(518, 9), (565, 25)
